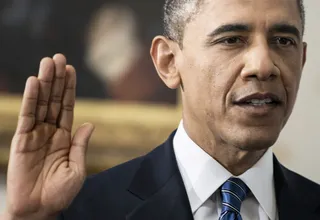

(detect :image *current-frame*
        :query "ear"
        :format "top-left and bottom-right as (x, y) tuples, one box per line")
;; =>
(150, 36), (181, 89)
(302, 42), (307, 67)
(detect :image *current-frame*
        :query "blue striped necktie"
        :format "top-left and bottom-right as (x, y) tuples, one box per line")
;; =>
(219, 177), (251, 220)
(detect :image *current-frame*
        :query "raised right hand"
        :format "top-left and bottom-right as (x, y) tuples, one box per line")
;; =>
(4, 54), (95, 220)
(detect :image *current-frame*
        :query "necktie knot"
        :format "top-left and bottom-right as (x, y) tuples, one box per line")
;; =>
(219, 177), (251, 220)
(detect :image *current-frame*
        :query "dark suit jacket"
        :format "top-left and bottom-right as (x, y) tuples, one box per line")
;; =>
(59, 131), (320, 220)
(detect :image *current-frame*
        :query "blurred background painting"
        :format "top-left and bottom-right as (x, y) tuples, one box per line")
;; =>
(0, 0), (176, 104)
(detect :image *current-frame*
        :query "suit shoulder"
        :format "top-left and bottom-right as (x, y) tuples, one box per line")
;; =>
(281, 165), (320, 192)
(61, 156), (145, 219)
(85, 155), (145, 190)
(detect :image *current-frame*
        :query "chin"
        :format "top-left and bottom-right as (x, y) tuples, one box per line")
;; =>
(226, 128), (281, 152)
(237, 138), (277, 152)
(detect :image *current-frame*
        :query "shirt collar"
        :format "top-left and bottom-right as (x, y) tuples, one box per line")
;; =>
(239, 146), (277, 220)
(173, 121), (277, 220)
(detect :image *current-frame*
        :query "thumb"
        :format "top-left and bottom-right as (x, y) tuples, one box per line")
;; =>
(69, 123), (95, 175)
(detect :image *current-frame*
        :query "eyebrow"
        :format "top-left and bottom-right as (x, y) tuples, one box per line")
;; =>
(207, 23), (252, 38)
(206, 23), (301, 41)
(268, 23), (301, 40)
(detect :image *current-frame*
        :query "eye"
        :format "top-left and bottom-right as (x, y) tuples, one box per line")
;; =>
(220, 37), (244, 45)
(272, 37), (296, 47)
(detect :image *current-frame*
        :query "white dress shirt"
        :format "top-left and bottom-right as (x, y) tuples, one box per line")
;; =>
(173, 121), (278, 220)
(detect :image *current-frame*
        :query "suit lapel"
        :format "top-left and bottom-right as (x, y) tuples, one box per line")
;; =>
(273, 156), (320, 219)
(125, 133), (320, 220)
(126, 131), (193, 220)
(273, 160), (302, 220)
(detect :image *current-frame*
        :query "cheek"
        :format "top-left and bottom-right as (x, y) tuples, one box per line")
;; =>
(181, 49), (239, 109)
(180, 61), (216, 116)
(204, 57), (241, 106)
(278, 58), (302, 110)
(283, 73), (300, 108)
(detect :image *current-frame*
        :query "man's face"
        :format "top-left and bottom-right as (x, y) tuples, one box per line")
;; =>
(178, 0), (306, 150)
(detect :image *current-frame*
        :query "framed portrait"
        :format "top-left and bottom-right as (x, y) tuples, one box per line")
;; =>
(0, 0), (181, 173)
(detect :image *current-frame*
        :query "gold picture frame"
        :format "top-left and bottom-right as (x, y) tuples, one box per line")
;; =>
(0, 93), (181, 174)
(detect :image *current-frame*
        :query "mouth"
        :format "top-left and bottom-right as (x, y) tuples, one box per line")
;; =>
(233, 92), (282, 106)
(232, 92), (283, 116)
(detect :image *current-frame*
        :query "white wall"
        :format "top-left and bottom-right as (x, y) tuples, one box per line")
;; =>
(0, 174), (6, 213)
(273, 0), (320, 184)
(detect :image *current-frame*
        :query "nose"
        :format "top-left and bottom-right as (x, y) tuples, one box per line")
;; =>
(240, 40), (280, 81)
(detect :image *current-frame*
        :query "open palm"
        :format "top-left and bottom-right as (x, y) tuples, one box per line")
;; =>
(5, 54), (94, 219)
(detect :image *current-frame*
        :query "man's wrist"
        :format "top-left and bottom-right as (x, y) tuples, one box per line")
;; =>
(1, 212), (17, 220)
(1, 211), (56, 220)
(1, 211), (16, 220)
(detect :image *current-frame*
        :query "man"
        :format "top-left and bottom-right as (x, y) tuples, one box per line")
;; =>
(85, 3), (176, 103)
(2, 0), (320, 219)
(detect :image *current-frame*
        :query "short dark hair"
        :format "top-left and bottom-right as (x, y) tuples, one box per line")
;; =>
(163, 0), (305, 45)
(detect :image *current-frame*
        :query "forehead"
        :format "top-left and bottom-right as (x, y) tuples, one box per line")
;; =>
(188, 0), (301, 33)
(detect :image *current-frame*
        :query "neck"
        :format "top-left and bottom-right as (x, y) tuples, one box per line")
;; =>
(182, 119), (268, 176)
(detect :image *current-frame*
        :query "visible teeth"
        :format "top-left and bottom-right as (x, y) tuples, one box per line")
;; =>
(246, 98), (273, 105)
